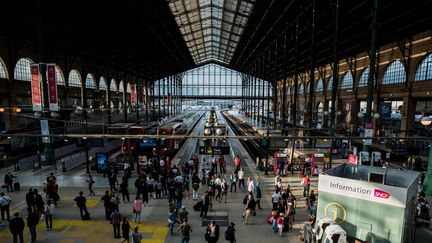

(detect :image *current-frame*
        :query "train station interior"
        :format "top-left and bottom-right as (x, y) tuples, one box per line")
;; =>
(0, 0), (432, 242)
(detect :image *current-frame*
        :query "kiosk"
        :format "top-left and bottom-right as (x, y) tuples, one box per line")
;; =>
(317, 163), (419, 243)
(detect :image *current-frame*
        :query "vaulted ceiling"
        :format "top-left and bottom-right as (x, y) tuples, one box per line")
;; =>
(1, 0), (431, 82)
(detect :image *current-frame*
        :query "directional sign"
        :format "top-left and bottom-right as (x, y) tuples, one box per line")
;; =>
(199, 146), (230, 156)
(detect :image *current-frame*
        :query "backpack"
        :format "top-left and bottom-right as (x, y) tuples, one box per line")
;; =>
(44, 206), (52, 216)
(222, 182), (229, 191)
(181, 224), (190, 236)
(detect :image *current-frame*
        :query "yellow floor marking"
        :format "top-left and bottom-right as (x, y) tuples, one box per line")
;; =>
(0, 219), (168, 243)
(72, 199), (99, 208)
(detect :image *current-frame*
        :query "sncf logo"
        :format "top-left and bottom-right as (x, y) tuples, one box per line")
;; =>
(374, 189), (390, 199)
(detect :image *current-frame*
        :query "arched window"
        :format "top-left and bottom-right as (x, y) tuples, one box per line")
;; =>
(299, 83), (304, 93)
(316, 78), (324, 91)
(327, 76), (333, 91)
(85, 73), (96, 89)
(110, 79), (118, 92)
(68, 69), (81, 87)
(340, 72), (354, 89)
(382, 61), (406, 84)
(414, 53), (432, 81)
(55, 65), (65, 86)
(359, 67), (369, 87)
(127, 83), (131, 93)
(14, 58), (34, 81)
(119, 81), (125, 92)
(99, 77), (107, 91)
(0, 57), (8, 79)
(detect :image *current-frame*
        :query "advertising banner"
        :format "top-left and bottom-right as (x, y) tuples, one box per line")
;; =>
(40, 119), (50, 143)
(380, 102), (392, 119)
(137, 85), (143, 104)
(318, 174), (407, 208)
(31, 64), (42, 111)
(130, 84), (137, 106)
(46, 64), (59, 111)
(341, 100), (359, 128)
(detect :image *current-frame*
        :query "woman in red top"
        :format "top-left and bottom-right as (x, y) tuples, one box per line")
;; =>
(234, 156), (241, 173)
(218, 156), (226, 174)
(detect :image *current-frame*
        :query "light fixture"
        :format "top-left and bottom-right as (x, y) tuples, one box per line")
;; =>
(357, 112), (364, 119)
(204, 128), (211, 135)
(0, 107), (4, 112)
(34, 111), (42, 117)
(336, 111), (342, 116)
(15, 108), (21, 113)
(373, 112), (380, 120)
(421, 116), (432, 126)
(324, 111), (329, 116)
(51, 112), (60, 118)
(7, 136), (11, 139)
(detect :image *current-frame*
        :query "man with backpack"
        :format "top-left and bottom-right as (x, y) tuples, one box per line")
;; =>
(177, 218), (192, 243)
(220, 179), (229, 203)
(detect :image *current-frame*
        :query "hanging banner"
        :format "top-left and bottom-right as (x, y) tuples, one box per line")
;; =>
(168, 93), (172, 106)
(130, 84), (137, 106)
(31, 64), (42, 111)
(46, 64), (58, 111)
(137, 85), (143, 104)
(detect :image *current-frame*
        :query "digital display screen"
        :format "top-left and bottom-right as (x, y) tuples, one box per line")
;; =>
(97, 153), (108, 173)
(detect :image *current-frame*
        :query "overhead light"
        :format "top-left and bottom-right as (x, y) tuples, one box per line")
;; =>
(421, 117), (432, 126)
(7, 136), (11, 139)
(15, 108), (21, 113)
(0, 107), (4, 112)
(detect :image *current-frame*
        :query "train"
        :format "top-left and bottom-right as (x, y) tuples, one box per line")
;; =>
(120, 111), (204, 158)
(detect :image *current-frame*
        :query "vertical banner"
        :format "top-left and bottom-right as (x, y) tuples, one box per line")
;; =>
(31, 64), (42, 111)
(130, 84), (137, 106)
(46, 64), (58, 111)
(40, 119), (50, 143)
(168, 93), (172, 106)
(137, 85), (143, 104)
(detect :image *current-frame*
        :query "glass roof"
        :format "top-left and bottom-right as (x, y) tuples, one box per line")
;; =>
(168, 0), (256, 65)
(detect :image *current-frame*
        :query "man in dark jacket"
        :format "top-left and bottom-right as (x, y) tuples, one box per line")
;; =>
(100, 190), (112, 220)
(74, 191), (88, 219)
(205, 220), (219, 243)
(25, 188), (34, 210)
(9, 212), (25, 243)
(200, 191), (210, 218)
(4, 172), (15, 192)
(27, 208), (39, 243)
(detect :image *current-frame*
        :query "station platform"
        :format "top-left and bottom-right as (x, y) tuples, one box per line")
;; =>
(0, 110), (430, 243)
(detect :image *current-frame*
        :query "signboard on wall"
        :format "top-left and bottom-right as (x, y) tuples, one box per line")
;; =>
(46, 64), (59, 111)
(318, 174), (407, 208)
(31, 64), (42, 111)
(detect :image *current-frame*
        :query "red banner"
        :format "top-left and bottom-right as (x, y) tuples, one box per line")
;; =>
(130, 84), (136, 106)
(47, 64), (58, 111)
(31, 64), (42, 111)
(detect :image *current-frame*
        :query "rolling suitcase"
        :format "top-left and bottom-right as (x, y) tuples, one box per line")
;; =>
(193, 201), (203, 211)
(13, 179), (20, 191)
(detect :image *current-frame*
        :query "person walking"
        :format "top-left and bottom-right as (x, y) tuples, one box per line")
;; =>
(120, 179), (130, 202)
(229, 171), (237, 192)
(218, 156), (226, 174)
(0, 192), (12, 222)
(101, 190), (112, 221)
(220, 179), (229, 203)
(200, 191), (210, 218)
(301, 218), (314, 243)
(133, 197), (143, 223)
(120, 217), (131, 243)
(33, 189), (44, 216)
(205, 221), (220, 243)
(302, 174), (310, 198)
(168, 208), (177, 235)
(43, 200), (55, 231)
(4, 172), (16, 192)
(234, 155), (241, 173)
(74, 191), (89, 220)
(27, 208), (39, 243)
(87, 174), (96, 196)
(191, 172), (201, 200)
(110, 209), (122, 239)
(254, 182), (262, 209)
(25, 188), (34, 210)
(9, 212), (25, 243)
(179, 205), (189, 223)
(178, 218), (192, 243)
(238, 168), (245, 190)
(225, 222), (236, 243)
(130, 226), (142, 243)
